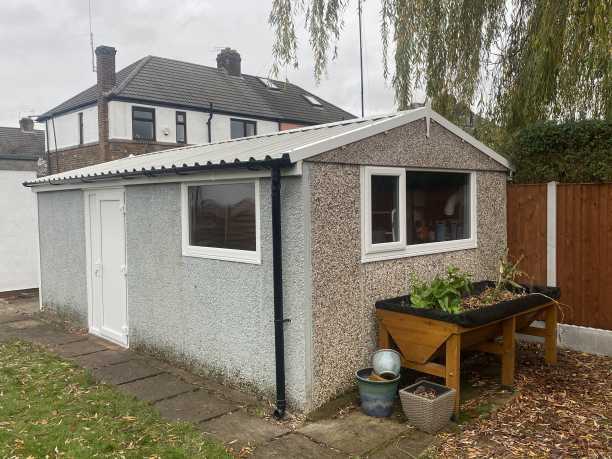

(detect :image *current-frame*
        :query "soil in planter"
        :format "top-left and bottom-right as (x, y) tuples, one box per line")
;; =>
(460, 287), (526, 311)
(412, 385), (438, 400)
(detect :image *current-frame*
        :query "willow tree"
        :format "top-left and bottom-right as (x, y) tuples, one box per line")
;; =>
(269, 0), (611, 133)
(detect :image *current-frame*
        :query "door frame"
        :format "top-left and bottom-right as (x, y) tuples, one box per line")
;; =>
(84, 187), (129, 347)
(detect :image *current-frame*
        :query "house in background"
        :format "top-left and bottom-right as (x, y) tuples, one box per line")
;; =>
(0, 118), (44, 293)
(37, 46), (354, 174)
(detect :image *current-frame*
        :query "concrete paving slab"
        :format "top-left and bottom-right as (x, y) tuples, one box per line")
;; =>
(154, 389), (237, 422)
(369, 428), (435, 458)
(198, 410), (289, 452)
(21, 329), (87, 347)
(54, 339), (110, 358)
(70, 349), (135, 369)
(5, 319), (44, 329)
(0, 313), (33, 324)
(92, 360), (163, 385)
(118, 373), (195, 403)
(252, 433), (347, 458)
(297, 411), (411, 456)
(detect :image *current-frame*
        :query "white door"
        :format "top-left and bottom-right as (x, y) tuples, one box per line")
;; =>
(86, 188), (128, 347)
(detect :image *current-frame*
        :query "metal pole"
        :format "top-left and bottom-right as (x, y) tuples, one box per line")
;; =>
(358, 0), (364, 117)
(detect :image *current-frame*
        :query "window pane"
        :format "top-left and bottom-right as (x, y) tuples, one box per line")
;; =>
(231, 120), (244, 139)
(371, 175), (399, 244)
(176, 124), (186, 143)
(406, 172), (470, 245)
(176, 113), (185, 123)
(189, 183), (256, 251)
(245, 122), (256, 137)
(133, 119), (154, 140)
(134, 109), (153, 120)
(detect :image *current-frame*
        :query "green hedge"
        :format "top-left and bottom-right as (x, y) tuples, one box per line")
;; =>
(506, 120), (612, 183)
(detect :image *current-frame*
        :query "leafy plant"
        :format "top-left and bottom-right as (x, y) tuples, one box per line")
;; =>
(410, 266), (472, 314)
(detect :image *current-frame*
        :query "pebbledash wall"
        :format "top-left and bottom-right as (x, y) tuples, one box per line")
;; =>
(303, 119), (508, 409)
(38, 190), (88, 322)
(37, 177), (313, 409)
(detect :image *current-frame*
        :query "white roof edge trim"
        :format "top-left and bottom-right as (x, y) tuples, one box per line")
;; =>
(428, 111), (512, 170)
(289, 109), (426, 162)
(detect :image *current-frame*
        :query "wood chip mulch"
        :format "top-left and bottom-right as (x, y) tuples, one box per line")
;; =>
(434, 343), (612, 458)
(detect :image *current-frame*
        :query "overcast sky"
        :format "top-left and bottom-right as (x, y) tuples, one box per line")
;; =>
(0, 0), (422, 128)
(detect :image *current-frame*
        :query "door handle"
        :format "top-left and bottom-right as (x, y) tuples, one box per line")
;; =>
(94, 261), (102, 277)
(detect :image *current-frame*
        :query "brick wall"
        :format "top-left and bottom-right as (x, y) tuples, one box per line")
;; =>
(48, 141), (179, 174)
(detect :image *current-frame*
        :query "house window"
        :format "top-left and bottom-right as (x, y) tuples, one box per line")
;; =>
(230, 119), (257, 139)
(181, 181), (260, 264)
(132, 107), (155, 141)
(78, 112), (84, 145)
(176, 111), (186, 144)
(361, 166), (477, 261)
(303, 94), (323, 107)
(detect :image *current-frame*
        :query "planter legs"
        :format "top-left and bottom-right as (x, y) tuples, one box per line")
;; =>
(445, 334), (461, 418)
(501, 316), (516, 387)
(544, 304), (558, 364)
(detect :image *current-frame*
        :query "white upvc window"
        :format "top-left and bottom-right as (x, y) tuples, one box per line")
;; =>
(181, 179), (261, 264)
(361, 166), (477, 262)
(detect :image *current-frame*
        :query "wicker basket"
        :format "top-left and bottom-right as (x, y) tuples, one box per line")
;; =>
(399, 381), (456, 433)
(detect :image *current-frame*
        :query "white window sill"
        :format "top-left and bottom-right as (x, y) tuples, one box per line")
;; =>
(182, 246), (261, 265)
(361, 239), (477, 263)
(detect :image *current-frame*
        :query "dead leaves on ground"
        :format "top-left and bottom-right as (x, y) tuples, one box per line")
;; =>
(434, 343), (612, 458)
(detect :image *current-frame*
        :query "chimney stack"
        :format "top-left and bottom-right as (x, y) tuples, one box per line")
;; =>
(95, 45), (117, 94)
(216, 48), (241, 77)
(95, 45), (116, 163)
(19, 117), (34, 132)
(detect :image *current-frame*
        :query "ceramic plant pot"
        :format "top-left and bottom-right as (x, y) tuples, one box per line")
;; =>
(356, 367), (400, 417)
(372, 348), (401, 378)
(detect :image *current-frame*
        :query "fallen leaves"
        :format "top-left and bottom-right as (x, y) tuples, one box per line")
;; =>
(433, 343), (612, 458)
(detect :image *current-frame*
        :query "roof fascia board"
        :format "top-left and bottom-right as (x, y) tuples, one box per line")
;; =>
(27, 162), (302, 193)
(289, 109), (427, 162)
(428, 111), (512, 170)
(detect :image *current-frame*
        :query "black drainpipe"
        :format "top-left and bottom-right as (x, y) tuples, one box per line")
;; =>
(207, 102), (214, 143)
(271, 165), (287, 419)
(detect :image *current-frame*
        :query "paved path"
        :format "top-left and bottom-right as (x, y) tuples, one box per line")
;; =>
(0, 294), (434, 458)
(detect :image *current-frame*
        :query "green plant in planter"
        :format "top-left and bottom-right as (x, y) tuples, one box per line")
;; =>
(410, 266), (472, 314)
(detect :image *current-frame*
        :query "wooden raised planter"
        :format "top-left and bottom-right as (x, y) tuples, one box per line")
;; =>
(375, 283), (560, 417)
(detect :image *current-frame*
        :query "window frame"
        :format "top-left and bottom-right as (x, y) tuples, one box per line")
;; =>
(360, 166), (478, 262)
(131, 106), (156, 141)
(176, 111), (187, 144)
(230, 118), (257, 139)
(78, 112), (84, 145)
(180, 179), (261, 264)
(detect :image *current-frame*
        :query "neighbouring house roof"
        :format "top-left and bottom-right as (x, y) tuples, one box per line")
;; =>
(37, 56), (354, 125)
(0, 126), (45, 160)
(25, 107), (512, 187)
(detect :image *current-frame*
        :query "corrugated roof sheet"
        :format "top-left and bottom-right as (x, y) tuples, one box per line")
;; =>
(26, 112), (405, 185)
(25, 107), (511, 187)
(38, 56), (354, 125)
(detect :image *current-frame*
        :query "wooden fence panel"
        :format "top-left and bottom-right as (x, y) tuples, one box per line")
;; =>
(507, 183), (612, 330)
(556, 184), (612, 329)
(507, 184), (548, 285)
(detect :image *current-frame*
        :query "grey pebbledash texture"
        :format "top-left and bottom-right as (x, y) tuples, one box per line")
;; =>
(305, 119), (508, 409)
(124, 179), (311, 409)
(37, 190), (88, 325)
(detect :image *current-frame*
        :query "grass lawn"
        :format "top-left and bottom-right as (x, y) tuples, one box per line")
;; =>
(0, 340), (231, 458)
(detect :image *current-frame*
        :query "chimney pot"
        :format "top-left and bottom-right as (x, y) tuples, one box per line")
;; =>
(95, 45), (117, 94)
(19, 117), (34, 132)
(216, 48), (241, 77)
